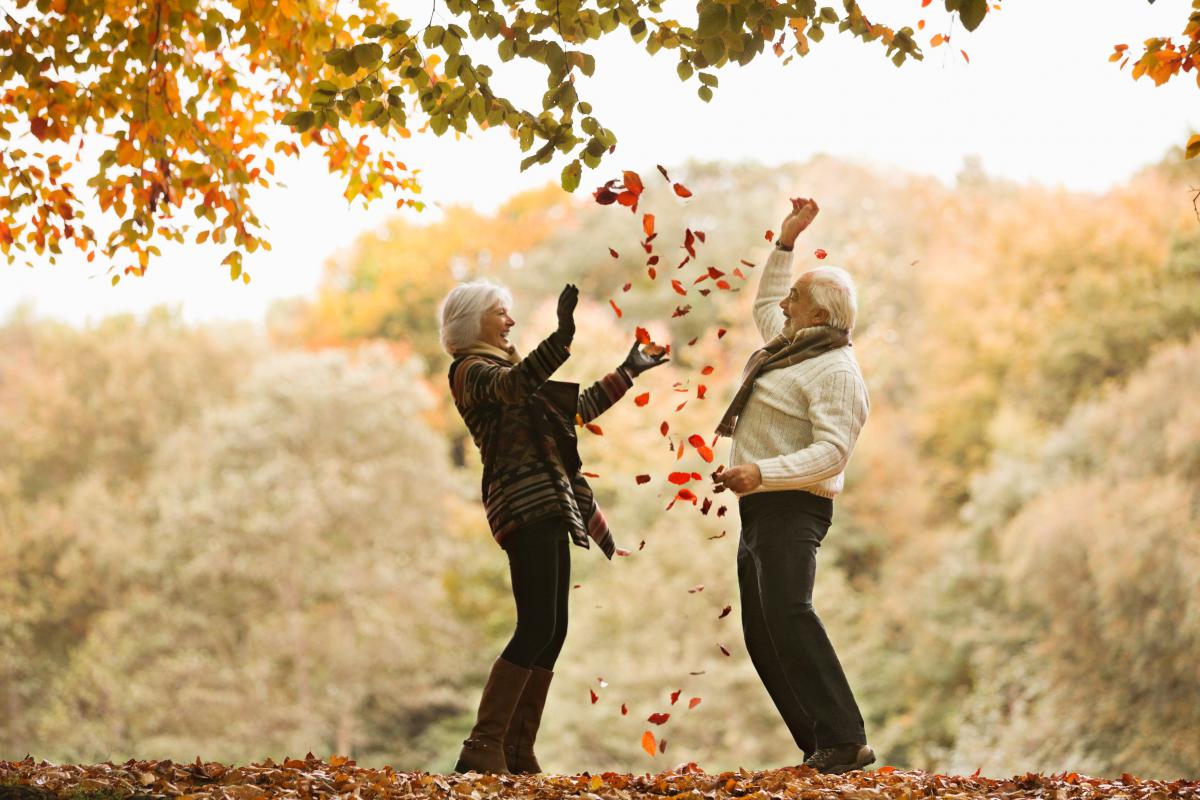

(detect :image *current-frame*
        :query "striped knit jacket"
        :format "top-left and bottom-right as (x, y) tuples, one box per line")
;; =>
(449, 329), (633, 557)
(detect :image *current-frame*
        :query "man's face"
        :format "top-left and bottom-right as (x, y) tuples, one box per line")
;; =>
(779, 275), (826, 336)
(479, 301), (515, 348)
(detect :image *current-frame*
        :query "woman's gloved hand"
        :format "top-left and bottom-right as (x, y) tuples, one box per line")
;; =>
(557, 283), (579, 339)
(620, 340), (669, 377)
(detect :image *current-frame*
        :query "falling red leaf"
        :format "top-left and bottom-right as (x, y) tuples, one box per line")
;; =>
(717, 328), (727, 339)
(697, 445), (714, 462)
(590, 689), (600, 704)
(594, 186), (618, 205)
(585, 423), (603, 435)
(609, 299), (622, 318)
(643, 213), (655, 237)
(687, 434), (706, 448)
(648, 267), (657, 280)
(701, 365), (715, 375)
(687, 584), (704, 593)
(717, 505), (727, 517)
(921, 0), (931, 5)
(621, 703), (629, 715)
(647, 712), (671, 725)
(641, 731), (657, 757)
(670, 279), (687, 296)
(677, 255), (690, 269)
(698, 289), (711, 297)
(719, 643), (731, 656)
(688, 696), (702, 709)
(695, 231), (706, 243)
(660, 421), (669, 436)
(617, 190), (639, 208)
(716, 280), (731, 291)
(709, 530), (726, 539)
(718, 605), (732, 619)
(740, 259), (755, 267)
(615, 548), (630, 556)
(814, 248), (827, 259)
(675, 401), (688, 412)
(673, 182), (692, 198)
(706, 266), (725, 279)
(634, 326), (652, 344)
(701, 496), (712, 514)
(583, 471), (600, 478)
(734, 268), (746, 280)
(647, 254), (660, 266)
(687, 337), (699, 346)
(623, 170), (644, 195)
(656, 164), (671, 182)
(961, 49), (970, 63)
(697, 385), (707, 399)
(764, 230), (774, 242)
(672, 304), (692, 318)
(609, 247), (619, 258)
(659, 739), (668, 754)
(668, 472), (693, 485)
(684, 228), (696, 257)
(670, 689), (682, 705)
(636, 474), (651, 484)
(639, 540), (646, 550)
(635, 392), (651, 407)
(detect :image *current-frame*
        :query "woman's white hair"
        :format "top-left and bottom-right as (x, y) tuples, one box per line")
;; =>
(802, 266), (858, 332)
(439, 280), (514, 355)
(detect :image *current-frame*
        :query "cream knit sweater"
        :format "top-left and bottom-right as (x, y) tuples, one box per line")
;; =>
(729, 247), (870, 499)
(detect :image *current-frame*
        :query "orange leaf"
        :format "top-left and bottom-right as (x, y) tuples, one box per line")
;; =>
(635, 326), (652, 344)
(635, 392), (650, 407)
(878, 766), (898, 773)
(764, 229), (774, 242)
(673, 182), (692, 198)
(643, 213), (656, 237)
(960, 49), (970, 63)
(641, 730), (657, 757)
(688, 696), (702, 709)
(931, 33), (945, 47)
(668, 472), (693, 485)
(702, 365), (714, 375)
(610, 299), (623, 318)
(814, 248), (827, 259)
(585, 423), (603, 435)
(671, 279), (687, 296)
(623, 170), (644, 195)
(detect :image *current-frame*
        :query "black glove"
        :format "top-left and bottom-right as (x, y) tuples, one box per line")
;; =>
(620, 339), (669, 377)
(556, 283), (579, 339)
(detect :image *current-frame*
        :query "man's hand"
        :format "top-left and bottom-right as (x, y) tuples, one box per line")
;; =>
(779, 197), (819, 247)
(713, 463), (763, 494)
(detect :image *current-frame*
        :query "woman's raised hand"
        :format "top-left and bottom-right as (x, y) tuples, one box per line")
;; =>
(556, 283), (579, 338)
(620, 339), (669, 377)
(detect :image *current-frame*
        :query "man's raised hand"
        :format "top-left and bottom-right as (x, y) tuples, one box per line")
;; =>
(780, 197), (820, 247)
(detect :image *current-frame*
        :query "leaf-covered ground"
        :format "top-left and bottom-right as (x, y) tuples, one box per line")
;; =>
(2, 756), (1197, 800)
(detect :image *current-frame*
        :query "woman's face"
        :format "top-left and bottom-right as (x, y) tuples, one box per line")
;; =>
(479, 301), (515, 348)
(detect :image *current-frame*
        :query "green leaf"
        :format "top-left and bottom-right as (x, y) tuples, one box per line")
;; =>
(364, 23), (386, 37)
(362, 101), (384, 121)
(700, 36), (725, 64)
(958, 0), (986, 31)
(696, 3), (728, 38)
(561, 159), (582, 191)
(677, 60), (694, 81)
(352, 43), (383, 68)
(698, 85), (713, 102)
(697, 71), (718, 87)
(577, 101), (593, 114)
(316, 79), (338, 93)
(294, 110), (315, 132)
(819, 6), (838, 22)
(430, 114), (449, 135)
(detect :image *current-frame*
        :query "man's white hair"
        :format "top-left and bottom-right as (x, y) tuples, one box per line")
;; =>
(801, 266), (858, 332)
(439, 280), (514, 355)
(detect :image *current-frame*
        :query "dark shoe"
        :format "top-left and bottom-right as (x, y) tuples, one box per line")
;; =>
(504, 666), (553, 774)
(803, 743), (876, 774)
(453, 657), (532, 774)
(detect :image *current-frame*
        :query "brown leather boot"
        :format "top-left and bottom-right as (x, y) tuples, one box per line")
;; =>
(503, 666), (554, 774)
(453, 657), (531, 774)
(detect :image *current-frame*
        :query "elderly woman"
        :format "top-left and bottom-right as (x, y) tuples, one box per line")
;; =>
(439, 281), (666, 775)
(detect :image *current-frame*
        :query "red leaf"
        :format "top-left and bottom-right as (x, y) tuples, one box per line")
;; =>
(718, 643), (731, 656)
(878, 766), (898, 773)
(635, 326), (652, 344)
(585, 423), (603, 435)
(677, 255), (691, 269)
(647, 712), (671, 725)
(636, 474), (651, 484)
(668, 472), (693, 485)
(717, 328), (727, 339)
(717, 505), (727, 517)
(635, 392), (650, 407)
(621, 703), (629, 715)
(734, 268), (746, 279)
(623, 282), (631, 292)
(684, 228), (696, 257)
(638, 540), (646, 550)
(656, 164), (671, 182)
(641, 731), (657, 757)
(695, 231), (706, 243)
(716, 280), (731, 290)
(687, 336), (699, 346)
(648, 267), (657, 279)
(672, 304), (692, 318)
(617, 190), (638, 207)
(643, 213), (655, 237)
(615, 547), (630, 556)
(814, 248), (827, 259)
(719, 604), (732, 619)
(623, 170), (644, 195)
(921, 0), (931, 5)
(701, 496), (712, 514)
(764, 229), (774, 242)
(647, 254), (660, 266)
(609, 299), (622, 318)
(697, 385), (707, 399)
(709, 530), (726, 539)
(659, 739), (668, 754)
(961, 49), (970, 63)
(706, 266), (725, 279)
(687, 434), (706, 448)
(697, 445), (714, 462)
(660, 421), (670, 436)
(739, 259), (755, 267)
(594, 187), (618, 205)
(701, 365), (714, 375)
(671, 279), (687, 296)
(609, 247), (619, 258)
(676, 401), (688, 412)
(590, 689), (600, 704)
(670, 689), (682, 705)
(687, 584), (704, 593)
(688, 697), (702, 709)
(673, 182), (692, 198)
(583, 471), (600, 478)
(691, 472), (702, 480)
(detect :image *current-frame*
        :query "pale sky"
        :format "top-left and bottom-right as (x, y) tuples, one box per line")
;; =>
(2, 0), (1196, 326)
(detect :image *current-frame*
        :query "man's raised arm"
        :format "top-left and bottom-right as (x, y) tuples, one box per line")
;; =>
(752, 198), (821, 342)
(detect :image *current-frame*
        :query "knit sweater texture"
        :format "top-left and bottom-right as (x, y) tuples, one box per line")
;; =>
(729, 247), (870, 499)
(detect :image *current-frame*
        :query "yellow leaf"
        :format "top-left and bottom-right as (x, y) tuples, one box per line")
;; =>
(1186, 134), (1200, 160)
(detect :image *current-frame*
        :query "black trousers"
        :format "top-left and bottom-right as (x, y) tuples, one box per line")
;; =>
(499, 517), (571, 670)
(737, 490), (866, 751)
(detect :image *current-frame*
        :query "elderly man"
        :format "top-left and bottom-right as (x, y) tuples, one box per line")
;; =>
(713, 198), (874, 774)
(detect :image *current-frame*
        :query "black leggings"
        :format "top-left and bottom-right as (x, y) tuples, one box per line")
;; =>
(500, 520), (571, 670)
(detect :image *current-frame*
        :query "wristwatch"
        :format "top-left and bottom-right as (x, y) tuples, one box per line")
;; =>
(775, 240), (794, 252)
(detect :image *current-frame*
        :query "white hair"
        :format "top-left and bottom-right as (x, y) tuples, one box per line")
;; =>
(439, 280), (514, 355)
(801, 266), (858, 332)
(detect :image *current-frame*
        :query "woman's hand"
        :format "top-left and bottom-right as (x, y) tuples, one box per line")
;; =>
(620, 339), (669, 377)
(557, 283), (579, 338)
(780, 197), (819, 247)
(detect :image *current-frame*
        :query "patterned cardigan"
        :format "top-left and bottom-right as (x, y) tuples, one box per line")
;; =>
(448, 330), (634, 557)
